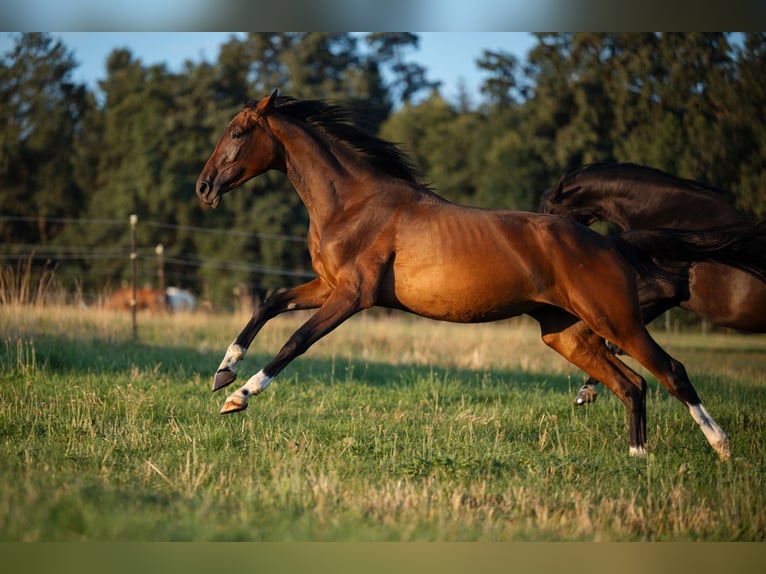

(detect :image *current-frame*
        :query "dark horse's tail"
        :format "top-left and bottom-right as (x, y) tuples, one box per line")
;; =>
(613, 219), (766, 283)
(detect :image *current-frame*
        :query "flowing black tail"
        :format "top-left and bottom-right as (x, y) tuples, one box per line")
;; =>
(613, 219), (766, 283)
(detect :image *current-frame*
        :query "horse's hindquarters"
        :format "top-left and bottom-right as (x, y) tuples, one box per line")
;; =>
(685, 263), (766, 331)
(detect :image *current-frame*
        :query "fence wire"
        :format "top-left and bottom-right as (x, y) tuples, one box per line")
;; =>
(0, 215), (315, 282)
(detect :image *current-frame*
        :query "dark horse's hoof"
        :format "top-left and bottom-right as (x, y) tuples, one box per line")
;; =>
(605, 341), (626, 355)
(574, 383), (598, 405)
(213, 368), (237, 392)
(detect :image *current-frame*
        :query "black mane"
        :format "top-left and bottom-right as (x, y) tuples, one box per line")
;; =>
(247, 96), (425, 186)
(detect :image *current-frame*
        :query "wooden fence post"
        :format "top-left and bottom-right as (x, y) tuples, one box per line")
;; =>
(130, 214), (138, 343)
(155, 243), (165, 294)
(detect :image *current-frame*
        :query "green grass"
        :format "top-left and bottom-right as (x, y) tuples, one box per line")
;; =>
(1, 305), (765, 541)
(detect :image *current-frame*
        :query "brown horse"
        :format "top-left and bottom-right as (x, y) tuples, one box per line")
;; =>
(539, 162), (766, 404)
(196, 91), (766, 459)
(106, 286), (165, 313)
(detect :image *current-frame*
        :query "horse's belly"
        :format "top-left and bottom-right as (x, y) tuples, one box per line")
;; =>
(388, 263), (540, 323)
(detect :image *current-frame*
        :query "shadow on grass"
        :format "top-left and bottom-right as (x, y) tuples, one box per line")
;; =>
(8, 330), (765, 411)
(5, 330), (576, 397)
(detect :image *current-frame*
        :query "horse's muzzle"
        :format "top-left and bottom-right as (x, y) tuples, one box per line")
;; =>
(196, 180), (221, 208)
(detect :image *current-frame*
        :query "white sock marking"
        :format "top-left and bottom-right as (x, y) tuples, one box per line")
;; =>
(218, 342), (245, 373)
(630, 445), (647, 457)
(688, 403), (730, 458)
(242, 370), (273, 396)
(226, 369), (274, 406)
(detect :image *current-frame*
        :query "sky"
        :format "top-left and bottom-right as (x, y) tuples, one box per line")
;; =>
(0, 1), (579, 32)
(0, 32), (538, 106)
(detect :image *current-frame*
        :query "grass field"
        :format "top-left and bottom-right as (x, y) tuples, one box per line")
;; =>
(1, 304), (765, 541)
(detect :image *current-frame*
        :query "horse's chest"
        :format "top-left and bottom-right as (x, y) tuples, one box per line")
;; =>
(309, 226), (392, 285)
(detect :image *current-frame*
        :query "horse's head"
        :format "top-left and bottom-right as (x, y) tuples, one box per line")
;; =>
(196, 90), (282, 208)
(538, 179), (596, 226)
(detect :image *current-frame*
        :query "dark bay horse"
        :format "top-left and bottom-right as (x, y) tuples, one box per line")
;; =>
(539, 162), (766, 404)
(196, 91), (766, 459)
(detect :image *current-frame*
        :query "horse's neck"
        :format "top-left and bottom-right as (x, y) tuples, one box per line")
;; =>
(274, 117), (415, 229)
(275, 120), (352, 226)
(602, 184), (743, 231)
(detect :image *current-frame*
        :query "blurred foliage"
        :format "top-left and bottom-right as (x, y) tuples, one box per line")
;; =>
(2, 32), (765, 311)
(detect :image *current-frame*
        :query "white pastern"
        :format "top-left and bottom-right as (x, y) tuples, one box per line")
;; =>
(229, 370), (273, 404)
(218, 342), (246, 373)
(629, 445), (647, 457)
(688, 403), (731, 459)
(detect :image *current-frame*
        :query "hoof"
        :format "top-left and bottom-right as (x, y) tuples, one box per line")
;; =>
(629, 445), (647, 457)
(605, 341), (626, 355)
(213, 368), (237, 392)
(715, 439), (732, 461)
(220, 397), (248, 414)
(574, 383), (598, 406)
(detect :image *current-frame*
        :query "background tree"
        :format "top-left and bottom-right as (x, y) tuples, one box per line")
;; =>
(730, 33), (766, 217)
(0, 33), (89, 244)
(2, 32), (764, 313)
(365, 33), (440, 105)
(477, 49), (523, 108)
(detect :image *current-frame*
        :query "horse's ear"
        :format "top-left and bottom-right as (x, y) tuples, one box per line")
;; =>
(255, 89), (279, 115)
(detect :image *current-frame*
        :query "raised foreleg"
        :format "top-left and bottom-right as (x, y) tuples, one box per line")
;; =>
(213, 278), (332, 391)
(219, 281), (371, 414)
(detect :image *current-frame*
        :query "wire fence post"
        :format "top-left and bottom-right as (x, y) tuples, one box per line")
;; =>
(155, 243), (165, 294)
(130, 214), (138, 343)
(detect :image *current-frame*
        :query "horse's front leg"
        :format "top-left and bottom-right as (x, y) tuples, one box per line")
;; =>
(213, 278), (331, 391)
(220, 284), (367, 414)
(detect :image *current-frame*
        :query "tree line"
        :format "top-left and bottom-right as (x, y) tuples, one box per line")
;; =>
(2, 32), (765, 308)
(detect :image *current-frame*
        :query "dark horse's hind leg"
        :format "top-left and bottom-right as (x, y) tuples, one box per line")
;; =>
(574, 378), (600, 405)
(213, 278), (332, 391)
(532, 308), (648, 455)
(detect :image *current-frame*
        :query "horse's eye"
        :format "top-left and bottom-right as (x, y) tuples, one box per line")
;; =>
(232, 130), (244, 140)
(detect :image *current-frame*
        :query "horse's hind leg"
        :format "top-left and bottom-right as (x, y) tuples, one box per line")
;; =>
(573, 299), (681, 406)
(532, 308), (648, 456)
(573, 291), (730, 459)
(611, 331), (731, 460)
(574, 378), (599, 405)
(213, 278), (332, 391)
